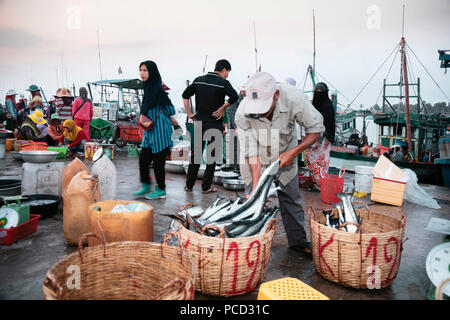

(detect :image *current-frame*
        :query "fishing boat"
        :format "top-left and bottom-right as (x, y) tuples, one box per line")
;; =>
(327, 14), (450, 186)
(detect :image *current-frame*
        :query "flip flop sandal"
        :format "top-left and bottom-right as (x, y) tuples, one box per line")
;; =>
(202, 187), (217, 194)
(184, 186), (193, 192)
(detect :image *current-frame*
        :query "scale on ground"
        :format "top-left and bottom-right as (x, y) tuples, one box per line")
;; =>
(0, 196), (30, 229)
(425, 217), (450, 300)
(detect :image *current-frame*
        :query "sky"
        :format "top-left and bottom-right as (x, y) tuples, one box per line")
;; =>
(0, 0), (449, 111)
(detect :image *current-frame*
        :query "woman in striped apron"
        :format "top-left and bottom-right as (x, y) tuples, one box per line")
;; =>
(133, 60), (175, 200)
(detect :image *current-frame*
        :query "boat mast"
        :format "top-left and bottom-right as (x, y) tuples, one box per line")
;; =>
(253, 21), (258, 72)
(400, 5), (412, 152)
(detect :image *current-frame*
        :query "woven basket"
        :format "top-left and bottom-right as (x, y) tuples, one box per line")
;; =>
(43, 232), (196, 300)
(179, 220), (276, 297)
(309, 201), (407, 289)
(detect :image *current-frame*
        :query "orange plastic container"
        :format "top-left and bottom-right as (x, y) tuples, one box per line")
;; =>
(120, 125), (143, 142)
(378, 145), (389, 155)
(5, 138), (16, 152)
(21, 142), (48, 151)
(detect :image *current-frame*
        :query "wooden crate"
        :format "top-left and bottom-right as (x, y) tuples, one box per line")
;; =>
(370, 177), (406, 206)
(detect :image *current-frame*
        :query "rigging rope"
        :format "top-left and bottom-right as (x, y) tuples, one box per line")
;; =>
(375, 44), (401, 109)
(343, 42), (401, 114)
(406, 43), (450, 101)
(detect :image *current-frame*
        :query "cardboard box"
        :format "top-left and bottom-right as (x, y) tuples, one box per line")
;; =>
(370, 177), (406, 206)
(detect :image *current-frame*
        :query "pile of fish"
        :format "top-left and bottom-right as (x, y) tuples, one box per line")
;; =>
(323, 193), (363, 233)
(164, 161), (281, 238)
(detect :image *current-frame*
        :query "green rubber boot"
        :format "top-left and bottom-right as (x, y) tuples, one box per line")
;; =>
(133, 183), (151, 197)
(145, 186), (167, 200)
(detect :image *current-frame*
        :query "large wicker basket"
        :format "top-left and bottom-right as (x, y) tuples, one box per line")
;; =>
(179, 220), (276, 297)
(309, 202), (407, 289)
(43, 232), (196, 300)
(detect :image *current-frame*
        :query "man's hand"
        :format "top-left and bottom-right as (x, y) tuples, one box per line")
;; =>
(187, 111), (197, 120)
(279, 149), (296, 169)
(212, 106), (226, 120)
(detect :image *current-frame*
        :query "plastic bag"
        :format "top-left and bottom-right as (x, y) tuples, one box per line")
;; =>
(403, 169), (441, 209)
(306, 139), (331, 188)
(91, 155), (117, 201)
(63, 171), (101, 245)
(62, 158), (89, 195)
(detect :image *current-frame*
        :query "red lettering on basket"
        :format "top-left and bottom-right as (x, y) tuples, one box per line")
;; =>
(183, 238), (190, 249)
(244, 240), (261, 292)
(366, 237), (378, 287)
(318, 226), (335, 277)
(383, 237), (399, 284)
(226, 241), (240, 295)
(366, 237), (378, 266)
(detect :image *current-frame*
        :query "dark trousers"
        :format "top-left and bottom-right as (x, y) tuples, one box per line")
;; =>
(139, 147), (169, 190)
(245, 174), (308, 247)
(186, 122), (223, 191)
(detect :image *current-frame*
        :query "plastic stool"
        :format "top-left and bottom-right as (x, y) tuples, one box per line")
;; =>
(257, 277), (329, 300)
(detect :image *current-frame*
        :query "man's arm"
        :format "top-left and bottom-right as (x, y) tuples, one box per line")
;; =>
(182, 82), (197, 119)
(213, 81), (238, 120)
(279, 132), (321, 169)
(248, 155), (262, 197)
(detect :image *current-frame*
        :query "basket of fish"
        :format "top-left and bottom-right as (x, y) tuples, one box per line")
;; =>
(166, 161), (280, 297)
(308, 194), (407, 289)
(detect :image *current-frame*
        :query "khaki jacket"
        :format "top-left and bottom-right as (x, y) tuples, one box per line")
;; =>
(235, 83), (325, 186)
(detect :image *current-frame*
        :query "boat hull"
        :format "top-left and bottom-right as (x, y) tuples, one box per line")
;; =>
(329, 150), (445, 186)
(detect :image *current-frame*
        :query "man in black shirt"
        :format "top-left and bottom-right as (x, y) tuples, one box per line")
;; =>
(182, 59), (238, 193)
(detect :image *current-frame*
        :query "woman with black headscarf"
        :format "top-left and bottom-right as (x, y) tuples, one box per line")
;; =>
(305, 82), (336, 190)
(133, 61), (176, 200)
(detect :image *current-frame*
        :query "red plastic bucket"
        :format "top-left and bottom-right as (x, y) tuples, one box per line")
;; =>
(320, 168), (345, 204)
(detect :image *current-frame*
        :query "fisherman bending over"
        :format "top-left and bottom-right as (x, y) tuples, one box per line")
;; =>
(235, 72), (325, 256)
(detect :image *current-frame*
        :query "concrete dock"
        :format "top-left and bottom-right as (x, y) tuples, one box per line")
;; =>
(1, 151), (449, 300)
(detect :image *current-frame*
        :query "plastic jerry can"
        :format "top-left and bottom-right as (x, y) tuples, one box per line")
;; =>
(21, 162), (65, 196)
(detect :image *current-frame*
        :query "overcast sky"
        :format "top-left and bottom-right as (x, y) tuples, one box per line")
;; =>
(0, 0), (449, 110)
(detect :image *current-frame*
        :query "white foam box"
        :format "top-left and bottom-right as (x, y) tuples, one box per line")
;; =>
(21, 162), (65, 196)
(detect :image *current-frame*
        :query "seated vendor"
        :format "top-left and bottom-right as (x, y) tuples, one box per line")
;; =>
(45, 113), (64, 146)
(17, 110), (47, 141)
(62, 119), (90, 153)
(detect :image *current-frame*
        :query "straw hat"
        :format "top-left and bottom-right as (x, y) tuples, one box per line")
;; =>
(54, 88), (73, 98)
(6, 89), (17, 96)
(28, 110), (47, 125)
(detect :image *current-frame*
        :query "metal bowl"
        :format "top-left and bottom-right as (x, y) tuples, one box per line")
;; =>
(0, 179), (22, 196)
(213, 175), (223, 185)
(19, 150), (59, 163)
(11, 151), (23, 161)
(222, 178), (245, 191)
(21, 194), (62, 219)
(166, 160), (188, 174)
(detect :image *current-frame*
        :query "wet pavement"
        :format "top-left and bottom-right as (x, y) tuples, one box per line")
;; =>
(0, 150), (449, 300)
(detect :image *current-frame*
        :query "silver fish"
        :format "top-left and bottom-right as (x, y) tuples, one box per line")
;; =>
(258, 209), (279, 235)
(337, 193), (360, 233)
(334, 202), (347, 231)
(204, 161), (280, 224)
(199, 199), (231, 222)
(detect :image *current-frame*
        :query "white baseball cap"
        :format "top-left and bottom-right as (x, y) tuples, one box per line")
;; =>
(240, 72), (277, 115)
